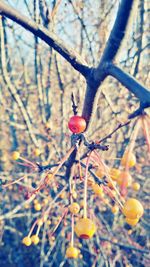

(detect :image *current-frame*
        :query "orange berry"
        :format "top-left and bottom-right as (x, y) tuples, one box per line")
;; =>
(87, 177), (95, 187)
(75, 218), (96, 239)
(95, 166), (105, 179)
(121, 152), (136, 168)
(117, 171), (132, 187)
(66, 246), (79, 259)
(107, 180), (117, 189)
(111, 205), (119, 214)
(12, 151), (20, 160)
(125, 217), (139, 226)
(22, 236), (32, 246)
(31, 235), (40, 245)
(132, 182), (140, 191)
(92, 183), (104, 197)
(122, 198), (144, 219)
(69, 202), (80, 214)
(110, 168), (121, 181)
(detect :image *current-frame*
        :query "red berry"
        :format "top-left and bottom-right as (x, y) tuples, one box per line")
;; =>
(68, 115), (86, 134)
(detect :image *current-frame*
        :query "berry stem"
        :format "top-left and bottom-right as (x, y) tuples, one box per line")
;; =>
(71, 214), (74, 247)
(124, 118), (141, 171)
(3, 175), (26, 188)
(36, 224), (41, 236)
(28, 219), (38, 237)
(83, 151), (92, 219)
(141, 116), (150, 153)
(94, 151), (124, 207)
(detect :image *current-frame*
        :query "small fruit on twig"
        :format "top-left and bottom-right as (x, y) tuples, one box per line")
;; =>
(68, 115), (86, 134)
(22, 236), (32, 246)
(69, 202), (80, 214)
(121, 152), (136, 168)
(117, 171), (132, 187)
(111, 205), (119, 214)
(92, 183), (104, 197)
(122, 198), (144, 219)
(66, 246), (79, 258)
(12, 151), (20, 160)
(34, 148), (41, 157)
(132, 182), (140, 191)
(75, 218), (96, 239)
(110, 168), (121, 181)
(125, 217), (139, 226)
(31, 235), (40, 245)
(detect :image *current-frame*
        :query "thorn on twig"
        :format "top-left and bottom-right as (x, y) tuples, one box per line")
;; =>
(71, 93), (78, 115)
(99, 120), (131, 143)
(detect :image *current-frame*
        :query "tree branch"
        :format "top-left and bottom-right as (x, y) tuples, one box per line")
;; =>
(107, 63), (150, 107)
(98, 0), (134, 64)
(0, 0), (90, 77)
(82, 0), (135, 125)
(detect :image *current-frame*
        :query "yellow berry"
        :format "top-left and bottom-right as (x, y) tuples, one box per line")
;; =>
(47, 173), (53, 180)
(75, 218), (96, 239)
(111, 205), (119, 214)
(22, 236), (32, 246)
(69, 202), (80, 214)
(125, 217), (139, 226)
(122, 198), (144, 219)
(110, 168), (121, 181)
(59, 191), (66, 199)
(46, 220), (51, 225)
(43, 198), (49, 205)
(66, 246), (79, 259)
(37, 219), (43, 226)
(128, 230), (133, 235)
(92, 183), (104, 197)
(31, 235), (40, 245)
(132, 182), (140, 191)
(34, 203), (42, 211)
(80, 200), (84, 208)
(121, 152), (136, 168)
(51, 236), (55, 241)
(117, 171), (132, 187)
(72, 190), (77, 199)
(45, 122), (51, 129)
(34, 148), (41, 157)
(12, 151), (20, 160)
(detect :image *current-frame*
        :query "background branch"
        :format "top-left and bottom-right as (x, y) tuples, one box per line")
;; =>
(0, 0), (90, 77)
